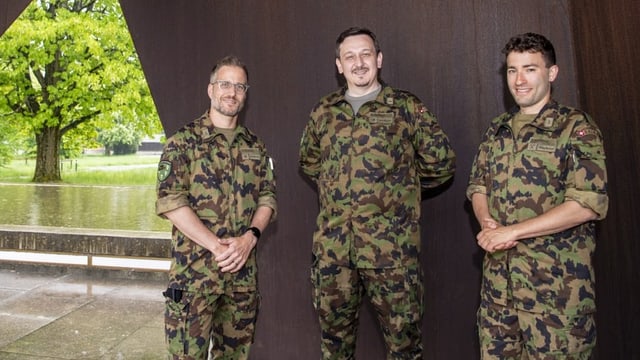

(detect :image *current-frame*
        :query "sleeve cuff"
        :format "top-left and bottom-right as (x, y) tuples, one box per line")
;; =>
(466, 184), (487, 201)
(257, 197), (278, 222)
(156, 193), (190, 218)
(565, 188), (608, 220)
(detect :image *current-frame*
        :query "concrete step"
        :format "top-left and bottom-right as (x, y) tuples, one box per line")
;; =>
(0, 225), (171, 276)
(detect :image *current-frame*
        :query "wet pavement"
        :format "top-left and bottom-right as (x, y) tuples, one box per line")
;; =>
(0, 267), (167, 359)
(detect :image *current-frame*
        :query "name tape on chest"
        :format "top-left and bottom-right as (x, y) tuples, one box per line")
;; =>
(527, 139), (557, 152)
(368, 112), (394, 126)
(240, 148), (261, 160)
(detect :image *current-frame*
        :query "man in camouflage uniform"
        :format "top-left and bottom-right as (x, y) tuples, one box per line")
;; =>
(156, 55), (276, 360)
(467, 33), (608, 359)
(299, 27), (456, 359)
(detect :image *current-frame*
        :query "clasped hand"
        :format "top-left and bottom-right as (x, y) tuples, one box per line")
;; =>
(210, 232), (257, 273)
(476, 218), (518, 253)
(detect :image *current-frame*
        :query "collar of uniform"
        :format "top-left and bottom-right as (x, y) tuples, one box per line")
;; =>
(376, 83), (396, 105)
(330, 82), (391, 107)
(197, 110), (219, 142)
(233, 125), (253, 142)
(196, 110), (254, 144)
(502, 99), (561, 132)
(530, 100), (562, 131)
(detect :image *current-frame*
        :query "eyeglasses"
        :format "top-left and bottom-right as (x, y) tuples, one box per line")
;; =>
(211, 80), (250, 94)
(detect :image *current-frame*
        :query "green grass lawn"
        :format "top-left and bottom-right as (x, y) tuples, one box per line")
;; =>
(0, 154), (161, 186)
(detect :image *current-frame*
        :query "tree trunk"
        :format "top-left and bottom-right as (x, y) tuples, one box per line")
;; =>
(33, 125), (62, 182)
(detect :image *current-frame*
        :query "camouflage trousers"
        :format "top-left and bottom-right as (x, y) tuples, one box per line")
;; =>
(478, 301), (596, 360)
(311, 263), (424, 360)
(164, 288), (259, 360)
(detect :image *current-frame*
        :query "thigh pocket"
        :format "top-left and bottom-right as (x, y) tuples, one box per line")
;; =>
(544, 313), (596, 355)
(164, 290), (192, 356)
(566, 313), (596, 354)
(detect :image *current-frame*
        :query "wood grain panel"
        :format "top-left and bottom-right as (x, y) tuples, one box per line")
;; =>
(570, 1), (640, 359)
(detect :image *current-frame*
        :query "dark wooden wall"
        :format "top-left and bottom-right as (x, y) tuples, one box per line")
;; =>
(2, 0), (638, 358)
(0, 0), (29, 33)
(570, 1), (640, 359)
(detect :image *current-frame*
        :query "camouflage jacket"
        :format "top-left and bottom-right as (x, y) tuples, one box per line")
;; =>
(299, 85), (456, 269)
(467, 100), (608, 315)
(156, 111), (277, 293)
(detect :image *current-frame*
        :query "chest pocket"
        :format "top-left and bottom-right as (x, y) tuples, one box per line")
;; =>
(238, 147), (264, 180)
(520, 137), (568, 186)
(362, 111), (409, 170)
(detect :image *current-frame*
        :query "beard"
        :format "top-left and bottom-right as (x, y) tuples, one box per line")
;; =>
(348, 65), (377, 87)
(212, 96), (244, 117)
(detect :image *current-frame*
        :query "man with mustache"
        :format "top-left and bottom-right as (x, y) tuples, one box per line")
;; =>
(299, 27), (456, 359)
(156, 55), (277, 359)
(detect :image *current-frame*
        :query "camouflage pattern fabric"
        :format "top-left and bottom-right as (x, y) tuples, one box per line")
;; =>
(156, 110), (276, 359)
(157, 111), (276, 291)
(311, 264), (424, 360)
(300, 84), (454, 359)
(467, 100), (608, 315)
(164, 289), (259, 359)
(478, 301), (596, 359)
(299, 85), (456, 269)
(467, 101), (608, 359)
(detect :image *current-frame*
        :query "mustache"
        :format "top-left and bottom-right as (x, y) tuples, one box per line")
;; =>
(221, 94), (238, 102)
(351, 65), (369, 72)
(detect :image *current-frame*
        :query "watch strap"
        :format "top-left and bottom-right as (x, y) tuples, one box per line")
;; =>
(247, 227), (261, 240)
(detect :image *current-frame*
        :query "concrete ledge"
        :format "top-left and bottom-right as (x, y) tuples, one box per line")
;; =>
(0, 225), (172, 273)
(0, 225), (171, 257)
(0, 262), (169, 281)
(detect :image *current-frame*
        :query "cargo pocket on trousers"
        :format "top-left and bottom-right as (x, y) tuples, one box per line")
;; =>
(566, 313), (596, 354)
(164, 290), (192, 356)
(546, 312), (596, 355)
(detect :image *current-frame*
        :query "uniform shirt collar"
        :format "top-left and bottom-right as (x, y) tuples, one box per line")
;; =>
(196, 110), (252, 143)
(503, 99), (561, 131)
(330, 82), (393, 106)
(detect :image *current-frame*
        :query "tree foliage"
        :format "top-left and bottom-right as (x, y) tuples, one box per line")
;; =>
(97, 115), (143, 155)
(0, 0), (161, 181)
(0, 121), (18, 167)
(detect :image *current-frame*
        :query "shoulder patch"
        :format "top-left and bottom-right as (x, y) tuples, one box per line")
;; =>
(575, 128), (599, 138)
(157, 161), (172, 182)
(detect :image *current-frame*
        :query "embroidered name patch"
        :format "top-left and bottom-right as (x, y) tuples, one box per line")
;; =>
(241, 148), (261, 160)
(369, 112), (394, 126)
(527, 139), (557, 152)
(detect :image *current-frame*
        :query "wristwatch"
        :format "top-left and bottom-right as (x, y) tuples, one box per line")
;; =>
(246, 227), (261, 240)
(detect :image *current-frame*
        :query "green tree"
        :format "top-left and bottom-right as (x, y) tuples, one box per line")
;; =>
(0, 0), (161, 182)
(97, 115), (143, 155)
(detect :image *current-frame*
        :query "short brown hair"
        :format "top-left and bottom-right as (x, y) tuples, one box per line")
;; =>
(502, 33), (556, 67)
(210, 55), (249, 82)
